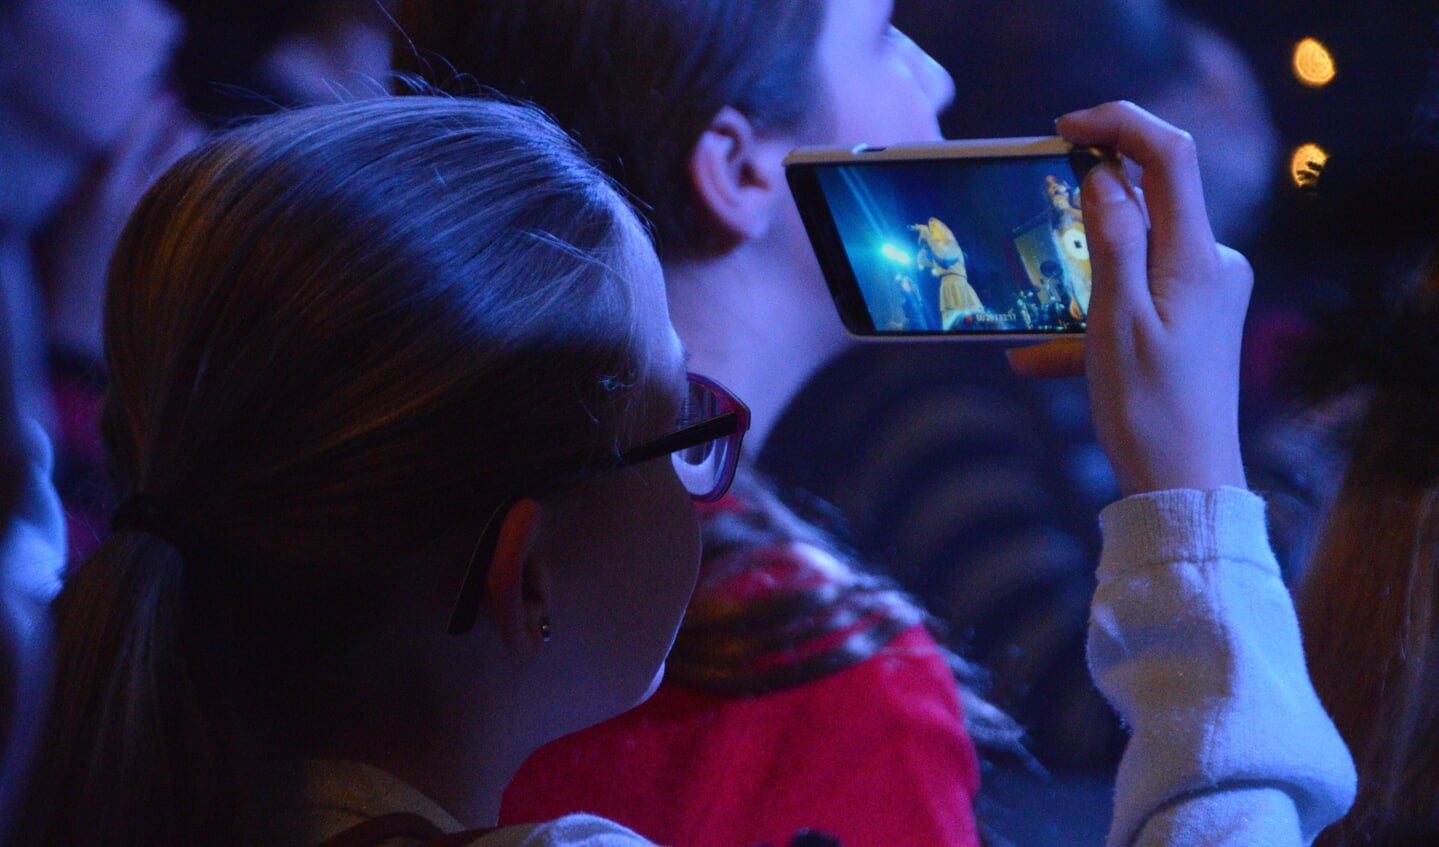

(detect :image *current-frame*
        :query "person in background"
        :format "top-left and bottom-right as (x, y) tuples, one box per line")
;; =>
(396, 2), (992, 843)
(1, 0), (186, 834)
(1299, 254), (1439, 847)
(0, 262), (65, 845)
(1292, 80), (1439, 846)
(170, 0), (397, 125)
(0, 0), (189, 417)
(757, 8), (1284, 840)
(396, 2), (1345, 845)
(38, 0), (398, 561)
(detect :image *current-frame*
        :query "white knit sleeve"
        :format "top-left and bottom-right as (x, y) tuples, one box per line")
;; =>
(1092, 487), (1355, 847)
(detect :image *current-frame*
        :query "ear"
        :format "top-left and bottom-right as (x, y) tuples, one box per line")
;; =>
(688, 105), (792, 245)
(484, 498), (550, 652)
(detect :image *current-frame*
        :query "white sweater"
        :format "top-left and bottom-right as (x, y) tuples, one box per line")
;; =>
(1093, 487), (1355, 847)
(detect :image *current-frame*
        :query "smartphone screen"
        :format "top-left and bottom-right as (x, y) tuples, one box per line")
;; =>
(786, 139), (1103, 338)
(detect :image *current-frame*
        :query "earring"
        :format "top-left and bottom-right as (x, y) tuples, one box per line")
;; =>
(539, 617), (552, 644)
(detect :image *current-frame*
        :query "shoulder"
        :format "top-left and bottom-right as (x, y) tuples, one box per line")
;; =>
(482, 814), (653, 847)
(697, 536), (852, 603)
(814, 625), (968, 736)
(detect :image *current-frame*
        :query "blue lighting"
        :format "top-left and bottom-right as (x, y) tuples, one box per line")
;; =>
(881, 243), (912, 265)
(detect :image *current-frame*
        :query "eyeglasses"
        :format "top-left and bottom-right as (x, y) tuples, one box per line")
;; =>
(619, 372), (750, 503)
(446, 373), (749, 635)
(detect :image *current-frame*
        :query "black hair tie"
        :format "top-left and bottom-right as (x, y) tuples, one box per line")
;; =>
(111, 493), (205, 562)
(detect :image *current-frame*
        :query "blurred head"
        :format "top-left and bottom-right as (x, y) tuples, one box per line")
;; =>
(256, 0), (396, 104)
(397, 0), (951, 262)
(20, 96), (702, 845)
(398, 0), (952, 435)
(0, 0), (183, 224)
(170, 0), (397, 123)
(1301, 224), (1439, 847)
(0, 0), (182, 154)
(896, 0), (1277, 245)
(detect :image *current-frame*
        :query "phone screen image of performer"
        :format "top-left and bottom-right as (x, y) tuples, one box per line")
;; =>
(814, 158), (1092, 334)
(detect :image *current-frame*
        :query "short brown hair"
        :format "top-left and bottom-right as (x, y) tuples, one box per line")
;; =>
(397, 0), (826, 259)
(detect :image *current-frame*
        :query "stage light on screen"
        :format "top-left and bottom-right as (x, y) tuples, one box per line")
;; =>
(1293, 38), (1336, 88)
(881, 243), (912, 265)
(1290, 143), (1329, 189)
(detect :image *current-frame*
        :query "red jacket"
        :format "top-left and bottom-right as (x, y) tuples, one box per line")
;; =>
(501, 529), (981, 847)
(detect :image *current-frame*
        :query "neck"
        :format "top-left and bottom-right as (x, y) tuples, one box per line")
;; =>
(301, 615), (544, 827)
(665, 246), (849, 451)
(353, 684), (526, 826)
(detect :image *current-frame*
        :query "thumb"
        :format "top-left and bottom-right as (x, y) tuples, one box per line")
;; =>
(1007, 338), (1085, 378)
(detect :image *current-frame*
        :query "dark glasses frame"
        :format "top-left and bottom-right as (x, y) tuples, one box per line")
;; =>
(446, 373), (749, 635)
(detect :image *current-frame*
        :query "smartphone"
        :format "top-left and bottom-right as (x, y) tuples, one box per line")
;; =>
(785, 137), (1106, 338)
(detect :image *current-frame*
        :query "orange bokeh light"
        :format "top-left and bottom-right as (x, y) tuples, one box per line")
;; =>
(1290, 143), (1329, 188)
(1293, 38), (1337, 88)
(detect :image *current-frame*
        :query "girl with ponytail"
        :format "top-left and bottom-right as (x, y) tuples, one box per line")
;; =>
(17, 94), (742, 846)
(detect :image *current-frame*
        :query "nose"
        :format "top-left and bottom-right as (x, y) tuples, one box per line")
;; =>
(897, 29), (955, 116)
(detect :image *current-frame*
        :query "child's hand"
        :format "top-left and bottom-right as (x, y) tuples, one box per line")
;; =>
(1055, 101), (1252, 496)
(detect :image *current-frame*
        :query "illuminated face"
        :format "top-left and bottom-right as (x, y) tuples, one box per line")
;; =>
(808, 0), (952, 149)
(759, 0), (953, 369)
(1046, 175), (1080, 213)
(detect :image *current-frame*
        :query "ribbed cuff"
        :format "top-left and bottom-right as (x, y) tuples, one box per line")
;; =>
(1097, 487), (1274, 580)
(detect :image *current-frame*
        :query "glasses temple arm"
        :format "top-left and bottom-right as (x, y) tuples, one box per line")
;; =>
(615, 413), (741, 469)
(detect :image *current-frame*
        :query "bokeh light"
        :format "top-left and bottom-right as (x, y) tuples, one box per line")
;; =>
(1293, 37), (1337, 88)
(1290, 143), (1329, 188)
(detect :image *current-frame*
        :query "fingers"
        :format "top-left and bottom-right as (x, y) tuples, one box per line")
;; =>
(1054, 102), (1253, 496)
(1058, 102), (1218, 289)
(1006, 338), (1085, 378)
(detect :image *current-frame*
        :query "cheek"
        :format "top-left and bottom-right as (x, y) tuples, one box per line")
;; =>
(560, 465), (700, 666)
(820, 64), (943, 150)
(609, 471), (699, 709)
(626, 464), (702, 629)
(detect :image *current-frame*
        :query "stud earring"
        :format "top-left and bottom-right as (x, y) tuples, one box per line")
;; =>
(539, 617), (552, 644)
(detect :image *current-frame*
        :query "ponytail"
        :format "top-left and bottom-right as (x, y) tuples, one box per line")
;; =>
(16, 532), (242, 847)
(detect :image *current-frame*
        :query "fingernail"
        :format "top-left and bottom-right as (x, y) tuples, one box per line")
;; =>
(1087, 161), (1130, 205)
